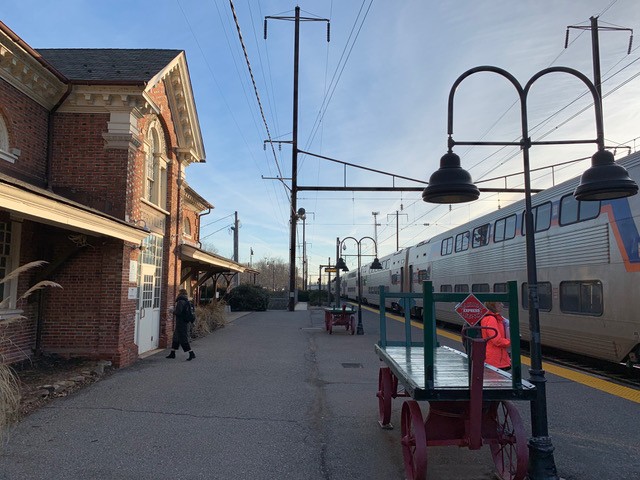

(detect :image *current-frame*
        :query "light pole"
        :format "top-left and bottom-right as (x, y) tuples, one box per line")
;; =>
(423, 65), (637, 479)
(336, 236), (383, 335)
(266, 262), (276, 292)
(372, 211), (380, 246)
(297, 208), (307, 290)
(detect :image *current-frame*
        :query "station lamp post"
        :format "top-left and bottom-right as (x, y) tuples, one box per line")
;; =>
(422, 65), (638, 480)
(336, 236), (384, 335)
(297, 208), (307, 290)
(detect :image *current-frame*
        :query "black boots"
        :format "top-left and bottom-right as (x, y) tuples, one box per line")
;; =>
(167, 350), (194, 360)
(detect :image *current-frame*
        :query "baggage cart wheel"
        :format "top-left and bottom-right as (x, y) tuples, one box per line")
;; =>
(489, 401), (528, 480)
(377, 367), (393, 428)
(401, 400), (427, 480)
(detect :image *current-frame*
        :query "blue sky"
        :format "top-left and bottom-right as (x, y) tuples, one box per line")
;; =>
(4, 0), (640, 280)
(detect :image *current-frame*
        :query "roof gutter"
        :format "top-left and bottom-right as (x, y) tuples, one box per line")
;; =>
(0, 21), (68, 82)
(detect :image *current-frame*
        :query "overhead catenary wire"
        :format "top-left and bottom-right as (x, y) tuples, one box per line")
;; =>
(176, 0), (289, 235)
(228, 0), (287, 187)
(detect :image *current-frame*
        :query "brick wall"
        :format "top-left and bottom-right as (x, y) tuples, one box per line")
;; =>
(37, 230), (136, 367)
(0, 78), (49, 185)
(49, 112), (129, 219)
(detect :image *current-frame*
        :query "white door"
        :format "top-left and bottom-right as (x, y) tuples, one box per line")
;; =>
(136, 263), (159, 353)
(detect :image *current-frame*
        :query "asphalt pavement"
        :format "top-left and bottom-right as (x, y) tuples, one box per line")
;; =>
(0, 304), (638, 479)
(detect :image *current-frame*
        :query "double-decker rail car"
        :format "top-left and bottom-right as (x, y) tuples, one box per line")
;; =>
(344, 152), (640, 365)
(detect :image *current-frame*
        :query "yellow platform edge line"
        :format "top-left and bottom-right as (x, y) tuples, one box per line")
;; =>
(374, 307), (640, 404)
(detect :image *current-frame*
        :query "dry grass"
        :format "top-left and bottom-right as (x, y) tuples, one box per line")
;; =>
(1, 261), (62, 443)
(0, 361), (20, 444)
(191, 301), (228, 338)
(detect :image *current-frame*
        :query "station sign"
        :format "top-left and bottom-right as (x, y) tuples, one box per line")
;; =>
(324, 267), (337, 273)
(455, 294), (489, 326)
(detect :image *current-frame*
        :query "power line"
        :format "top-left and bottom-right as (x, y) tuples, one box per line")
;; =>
(228, 0), (286, 185)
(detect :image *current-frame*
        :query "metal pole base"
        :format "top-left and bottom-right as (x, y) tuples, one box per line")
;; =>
(356, 306), (364, 335)
(528, 436), (559, 480)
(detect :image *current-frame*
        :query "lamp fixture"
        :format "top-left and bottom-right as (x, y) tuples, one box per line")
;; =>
(336, 257), (349, 272)
(370, 257), (383, 270)
(574, 149), (638, 200)
(422, 151), (480, 204)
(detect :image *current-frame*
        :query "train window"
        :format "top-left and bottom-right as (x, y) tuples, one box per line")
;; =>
(560, 281), (603, 315)
(440, 284), (452, 293)
(441, 237), (453, 256)
(472, 283), (490, 293)
(521, 201), (552, 235)
(493, 283), (507, 292)
(559, 195), (600, 226)
(455, 231), (470, 252)
(494, 214), (517, 243)
(521, 282), (552, 312)
(417, 269), (430, 282)
(536, 202), (552, 231)
(454, 284), (469, 293)
(472, 224), (490, 248)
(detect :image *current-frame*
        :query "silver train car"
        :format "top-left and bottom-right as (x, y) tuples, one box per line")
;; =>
(341, 152), (640, 365)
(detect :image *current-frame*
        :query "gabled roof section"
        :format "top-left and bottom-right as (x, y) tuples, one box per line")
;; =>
(149, 51), (206, 165)
(38, 48), (206, 164)
(36, 48), (182, 83)
(184, 182), (214, 212)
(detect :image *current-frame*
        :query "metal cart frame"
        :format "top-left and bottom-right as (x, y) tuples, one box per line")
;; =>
(375, 281), (536, 480)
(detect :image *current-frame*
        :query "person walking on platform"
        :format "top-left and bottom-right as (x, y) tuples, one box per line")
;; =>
(166, 288), (196, 361)
(480, 302), (510, 370)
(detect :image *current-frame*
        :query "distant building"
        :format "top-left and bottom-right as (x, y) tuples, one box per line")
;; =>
(0, 22), (246, 367)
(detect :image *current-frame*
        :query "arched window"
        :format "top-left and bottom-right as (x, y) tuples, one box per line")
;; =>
(183, 217), (192, 237)
(0, 114), (19, 164)
(143, 122), (168, 210)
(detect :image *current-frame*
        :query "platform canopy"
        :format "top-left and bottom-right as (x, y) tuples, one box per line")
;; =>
(0, 174), (148, 244)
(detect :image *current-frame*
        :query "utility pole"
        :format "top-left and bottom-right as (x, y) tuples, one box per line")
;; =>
(265, 7), (330, 312)
(387, 206), (408, 252)
(372, 211), (380, 247)
(232, 211), (239, 286)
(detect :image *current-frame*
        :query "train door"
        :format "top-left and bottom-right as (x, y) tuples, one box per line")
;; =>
(408, 265), (414, 293)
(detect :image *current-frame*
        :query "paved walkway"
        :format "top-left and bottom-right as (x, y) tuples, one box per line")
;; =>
(1, 305), (637, 479)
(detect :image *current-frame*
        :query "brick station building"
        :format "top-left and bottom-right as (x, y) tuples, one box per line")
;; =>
(0, 22), (247, 367)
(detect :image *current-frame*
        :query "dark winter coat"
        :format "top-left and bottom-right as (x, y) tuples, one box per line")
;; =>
(174, 293), (190, 323)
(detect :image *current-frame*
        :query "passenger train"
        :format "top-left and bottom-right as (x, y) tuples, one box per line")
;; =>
(341, 152), (640, 365)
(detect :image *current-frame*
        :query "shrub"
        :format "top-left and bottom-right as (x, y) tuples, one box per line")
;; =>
(225, 284), (269, 311)
(308, 290), (330, 306)
(191, 301), (227, 338)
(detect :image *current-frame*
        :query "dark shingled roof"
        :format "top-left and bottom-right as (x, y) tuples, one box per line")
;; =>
(36, 48), (182, 83)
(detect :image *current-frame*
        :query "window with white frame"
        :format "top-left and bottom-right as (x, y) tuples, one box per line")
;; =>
(0, 220), (20, 311)
(0, 222), (11, 303)
(144, 123), (168, 210)
(0, 114), (19, 164)
(183, 217), (192, 237)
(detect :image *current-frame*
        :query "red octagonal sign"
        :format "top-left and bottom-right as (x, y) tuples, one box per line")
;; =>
(455, 294), (489, 326)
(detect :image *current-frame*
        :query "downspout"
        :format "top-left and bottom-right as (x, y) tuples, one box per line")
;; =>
(174, 155), (184, 304)
(45, 84), (73, 189)
(197, 207), (212, 249)
(35, 83), (72, 355)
